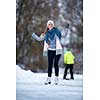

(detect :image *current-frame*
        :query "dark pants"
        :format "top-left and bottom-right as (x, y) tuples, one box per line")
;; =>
(48, 50), (61, 77)
(63, 64), (74, 79)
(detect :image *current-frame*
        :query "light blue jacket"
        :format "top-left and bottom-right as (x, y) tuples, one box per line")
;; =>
(32, 32), (62, 56)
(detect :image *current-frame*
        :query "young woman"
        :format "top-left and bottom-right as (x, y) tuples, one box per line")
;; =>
(32, 20), (62, 85)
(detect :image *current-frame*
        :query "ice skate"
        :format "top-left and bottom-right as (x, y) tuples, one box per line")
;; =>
(45, 77), (51, 85)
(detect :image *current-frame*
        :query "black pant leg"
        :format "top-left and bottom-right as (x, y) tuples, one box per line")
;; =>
(69, 64), (74, 79)
(63, 64), (69, 79)
(48, 50), (55, 77)
(54, 54), (61, 76)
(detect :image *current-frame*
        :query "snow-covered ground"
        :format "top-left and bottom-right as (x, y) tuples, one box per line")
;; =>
(16, 65), (83, 100)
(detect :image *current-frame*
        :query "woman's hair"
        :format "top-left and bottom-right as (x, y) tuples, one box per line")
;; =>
(44, 27), (49, 34)
(41, 27), (49, 36)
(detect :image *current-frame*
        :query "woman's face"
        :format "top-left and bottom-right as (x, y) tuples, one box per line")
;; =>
(47, 23), (54, 30)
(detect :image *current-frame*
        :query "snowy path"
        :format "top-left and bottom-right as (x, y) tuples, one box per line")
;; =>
(16, 66), (83, 100)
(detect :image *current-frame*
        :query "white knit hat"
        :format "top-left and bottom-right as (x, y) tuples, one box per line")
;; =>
(47, 20), (54, 26)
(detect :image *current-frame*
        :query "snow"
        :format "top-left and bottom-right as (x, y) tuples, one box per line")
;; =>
(16, 65), (83, 100)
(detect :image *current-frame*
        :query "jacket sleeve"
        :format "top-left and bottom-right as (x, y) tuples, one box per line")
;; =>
(32, 33), (45, 41)
(56, 29), (62, 39)
(72, 54), (75, 59)
(45, 32), (50, 44)
(64, 54), (67, 64)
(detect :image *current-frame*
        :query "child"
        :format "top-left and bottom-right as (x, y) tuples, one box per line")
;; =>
(63, 49), (75, 80)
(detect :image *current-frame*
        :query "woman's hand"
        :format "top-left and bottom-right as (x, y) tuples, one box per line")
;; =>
(41, 33), (45, 36)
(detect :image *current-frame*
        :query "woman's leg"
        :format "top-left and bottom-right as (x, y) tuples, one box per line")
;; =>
(48, 50), (56, 77)
(54, 54), (61, 76)
(45, 50), (56, 85)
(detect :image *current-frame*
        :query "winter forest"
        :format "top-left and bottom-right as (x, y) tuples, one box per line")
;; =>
(16, 0), (83, 73)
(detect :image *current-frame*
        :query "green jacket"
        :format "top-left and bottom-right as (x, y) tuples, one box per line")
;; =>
(64, 51), (75, 64)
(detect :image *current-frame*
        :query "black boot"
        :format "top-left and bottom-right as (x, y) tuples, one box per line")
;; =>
(63, 77), (70, 80)
(70, 77), (74, 80)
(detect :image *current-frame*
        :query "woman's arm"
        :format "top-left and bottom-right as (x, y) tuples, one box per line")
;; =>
(32, 33), (45, 41)
(56, 29), (62, 39)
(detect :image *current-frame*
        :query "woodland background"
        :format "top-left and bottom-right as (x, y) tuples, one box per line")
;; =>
(16, 0), (83, 74)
